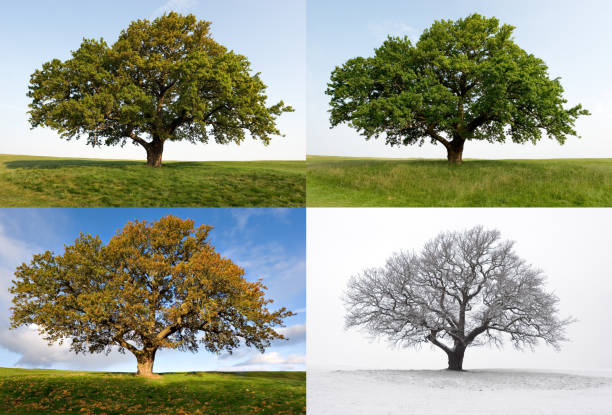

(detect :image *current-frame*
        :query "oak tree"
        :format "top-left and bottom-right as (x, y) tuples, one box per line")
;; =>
(344, 226), (573, 370)
(28, 12), (293, 167)
(327, 14), (588, 163)
(10, 215), (293, 377)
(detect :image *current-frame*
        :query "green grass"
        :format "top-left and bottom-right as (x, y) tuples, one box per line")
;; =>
(307, 155), (612, 206)
(0, 154), (305, 207)
(0, 367), (305, 415)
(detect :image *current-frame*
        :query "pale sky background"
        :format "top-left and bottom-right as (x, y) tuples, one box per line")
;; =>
(307, 0), (612, 159)
(307, 208), (612, 371)
(0, 208), (305, 372)
(0, 0), (305, 161)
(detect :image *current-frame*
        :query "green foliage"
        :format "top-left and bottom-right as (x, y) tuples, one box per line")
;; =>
(10, 216), (293, 375)
(0, 154), (305, 207)
(28, 13), (293, 166)
(326, 14), (588, 162)
(0, 368), (306, 414)
(307, 156), (612, 207)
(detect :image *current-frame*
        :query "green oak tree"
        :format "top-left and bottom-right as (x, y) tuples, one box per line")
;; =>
(327, 14), (588, 163)
(9, 215), (293, 377)
(28, 12), (293, 167)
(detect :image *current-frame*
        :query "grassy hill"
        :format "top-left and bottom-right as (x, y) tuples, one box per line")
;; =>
(0, 154), (305, 207)
(307, 155), (612, 207)
(0, 367), (305, 414)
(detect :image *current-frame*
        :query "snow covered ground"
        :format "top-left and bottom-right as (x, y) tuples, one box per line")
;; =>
(307, 369), (612, 415)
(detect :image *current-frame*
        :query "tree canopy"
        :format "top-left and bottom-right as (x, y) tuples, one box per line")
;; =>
(327, 14), (588, 163)
(10, 215), (293, 377)
(28, 12), (293, 167)
(344, 226), (573, 370)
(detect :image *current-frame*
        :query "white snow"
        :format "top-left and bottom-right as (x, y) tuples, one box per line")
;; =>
(307, 369), (612, 415)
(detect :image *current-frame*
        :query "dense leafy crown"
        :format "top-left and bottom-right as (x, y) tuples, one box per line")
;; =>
(327, 14), (588, 148)
(10, 215), (292, 356)
(344, 227), (573, 351)
(28, 12), (292, 149)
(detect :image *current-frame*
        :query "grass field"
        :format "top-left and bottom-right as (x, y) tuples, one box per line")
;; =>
(0, 367), (305, 415)
(0, 154), (305, 207)
(307, 155), (612, 207)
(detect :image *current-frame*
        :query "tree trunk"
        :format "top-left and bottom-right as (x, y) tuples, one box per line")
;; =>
(446, 138), (465, 164)
(145, 139), (164, 168)
(135, 348), (158, 378)
(446, 345), (466, 371)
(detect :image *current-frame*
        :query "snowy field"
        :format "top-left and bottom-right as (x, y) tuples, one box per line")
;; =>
(307, 369), (612, 415)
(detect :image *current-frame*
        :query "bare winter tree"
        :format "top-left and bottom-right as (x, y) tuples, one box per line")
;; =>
(344, 226), (574, 371)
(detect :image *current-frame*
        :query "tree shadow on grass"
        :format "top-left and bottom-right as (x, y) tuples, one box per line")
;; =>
(160, 371), (206, 376)
(3, 159), (209, 170)
(4, 159), (143, 170)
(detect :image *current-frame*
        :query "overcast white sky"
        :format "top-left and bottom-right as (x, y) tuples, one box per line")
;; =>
(0, 0), (305, 161)
(307, 208), (612, 371)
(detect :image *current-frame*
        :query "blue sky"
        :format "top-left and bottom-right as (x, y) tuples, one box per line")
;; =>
(307, 0), (612, 159)
(0, 208), (306, 372)
(0, 0), (305, 161)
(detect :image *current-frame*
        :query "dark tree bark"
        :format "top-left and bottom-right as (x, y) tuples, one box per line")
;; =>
(446, 138), (465, 164)
(345, 227), (574, 372)
(145, 139), (165, 168)
(135, 348), (158, 378)
(446, 344), (466, 371)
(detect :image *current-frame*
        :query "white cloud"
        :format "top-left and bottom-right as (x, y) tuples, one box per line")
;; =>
(287, 354), (306, 364)
(230, 208), (291, 233)
(151, 0), (198, 19)
(242, 352), (287, 365)
(220, 352), (306, 371)
(0, 269), (12, 306)
(0, 224), (35, 266)
(223, 240), (302, 278)
(368, 21), (419, 43)
(0, 324), (68, 367)
(240, 352), (305, 366)
(0, 323), (131, 369)
(220, 237), (305, 306)
(217, 323), (306, 362)
(276, 323), (306, 346)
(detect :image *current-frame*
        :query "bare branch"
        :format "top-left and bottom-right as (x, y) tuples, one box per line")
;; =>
(344, 226), (573, 366)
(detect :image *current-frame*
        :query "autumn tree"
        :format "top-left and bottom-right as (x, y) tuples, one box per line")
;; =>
(9, 215), (293, 377)
(27, 12), (293, 167)
(344, 226), (573, 371)
(327, 14), (588, 163)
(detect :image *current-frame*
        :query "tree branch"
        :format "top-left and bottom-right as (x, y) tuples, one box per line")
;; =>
(426, 125), (450, 149)
(156, 315), (183, 341)
(427, 331), (452, 354)
(466, 113), (491, 132)
(113, 331), (140, 355)
(465, 324), (488, 344)
(129, 132), (149, 148)
(168, 104), (228, 134)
